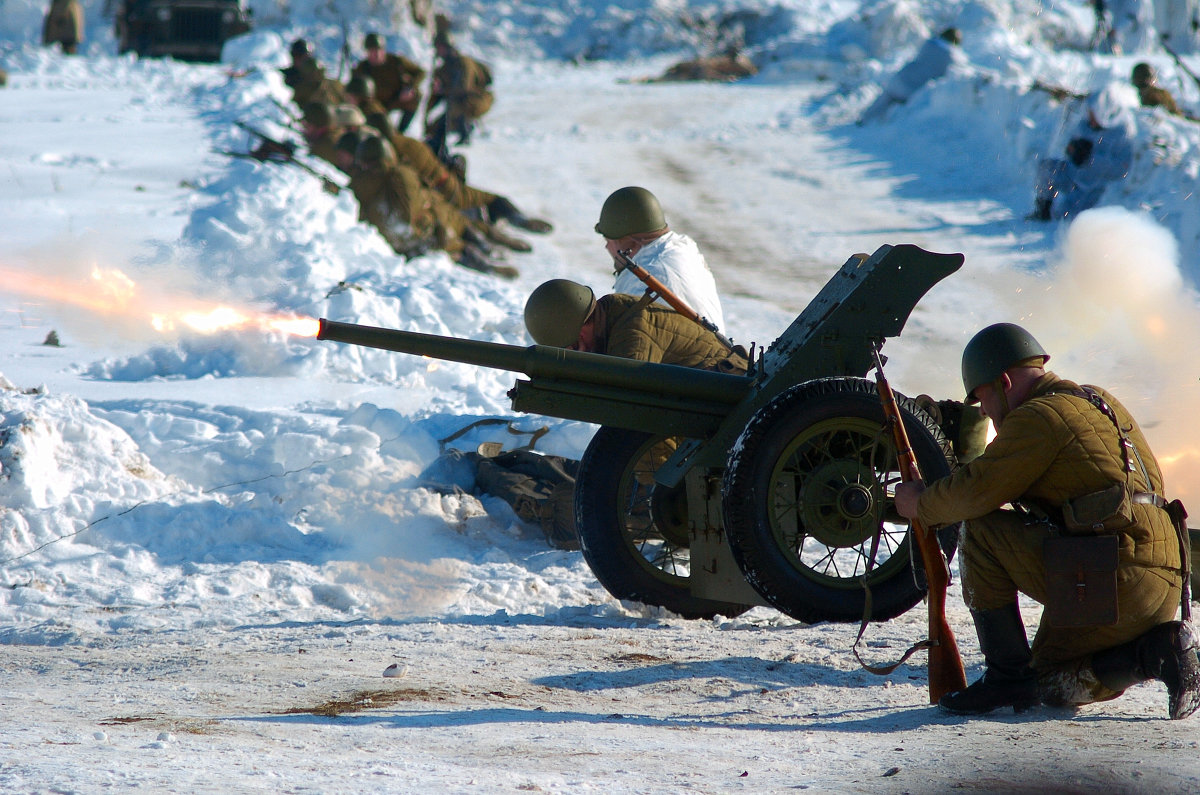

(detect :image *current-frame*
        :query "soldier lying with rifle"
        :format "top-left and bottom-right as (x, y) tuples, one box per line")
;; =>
(217, 120), (345, 196)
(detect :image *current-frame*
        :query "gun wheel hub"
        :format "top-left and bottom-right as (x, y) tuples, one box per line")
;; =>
(798, 459), (884, 547)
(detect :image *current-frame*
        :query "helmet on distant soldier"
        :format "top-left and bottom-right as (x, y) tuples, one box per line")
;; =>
(333, 103), (367, 128)
(364, 32), (385, 51)
(302, 102), (334, 128)
(346, 75), (376, 99)
(939, 27), (962, 46)
(335, 129), (365, 157)
(594, 186), (667, 239)
(290, 38), (313, 61)
(961, 323), (1049, 403)
(365, 111), (394, 137)
(524, 280), (596, 348)
(356, 133), (396, 166)
(1132, 62), (1156, 88)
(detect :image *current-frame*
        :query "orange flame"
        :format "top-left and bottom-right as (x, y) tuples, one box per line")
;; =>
(0, 265), (319, 338)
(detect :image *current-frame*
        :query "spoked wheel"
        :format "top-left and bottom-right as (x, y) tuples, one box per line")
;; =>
(575, 426), (752, 619)
(722, 377), (958, 623)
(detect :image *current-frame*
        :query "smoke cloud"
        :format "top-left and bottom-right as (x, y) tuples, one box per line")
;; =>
(1028, 207), (1200, 507)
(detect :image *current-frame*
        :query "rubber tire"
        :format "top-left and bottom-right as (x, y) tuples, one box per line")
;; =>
(576, 426), (752, 620)
(722, 377), (958, 624)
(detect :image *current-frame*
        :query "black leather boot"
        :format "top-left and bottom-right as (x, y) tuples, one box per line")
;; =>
(939, 603), (1039, 715)
(1093, 621), (1200, 720)
(487, 197), (554, 234)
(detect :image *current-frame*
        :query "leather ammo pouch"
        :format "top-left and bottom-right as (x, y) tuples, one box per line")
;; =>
(1043, 532), (1120, 627)
(1060, 482), (1135, 533)
(1042, 485), (1129, 627)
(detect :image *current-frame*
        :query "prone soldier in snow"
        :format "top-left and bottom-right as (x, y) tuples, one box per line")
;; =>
(346, 134), (516, 278)
(300, 102), (345, 167)
(363, 110), (552, 238)
(641, 46), (757, 83)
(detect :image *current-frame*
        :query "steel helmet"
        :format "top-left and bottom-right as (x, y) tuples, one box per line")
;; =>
(290, 38), (313, 60)
(335, 129), (364, 157)
(594, 186), (667, 239)
(523, 280), (596, 347)
(961, 323), (1049, 403)
(364, 32), (385, 51)
(356, 133), (395, 166)
(333, 103), (367, 128)
(1131, 62), (1156, 88)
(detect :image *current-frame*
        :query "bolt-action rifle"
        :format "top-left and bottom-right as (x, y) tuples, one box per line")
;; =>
(872, 345), (967, 704)
(1029, 80), (1088, 102)
(222, 121), (344, 195)
(612, 248), (736, 351)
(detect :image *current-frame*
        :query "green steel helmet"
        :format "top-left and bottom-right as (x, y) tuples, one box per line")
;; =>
(594, 186), (667, 239)
(961, 323), (1050, 403)
(290, 38), (313, 60)
(302, 101), (334, 127)
(356, 133), (395, 166)
(333, 103), (367, 128)
(1131, 62), (1156, 88)
(335, 129), (364, 156)
(346, 75), (376, 99)
(364, 32), (385, 51)
(523, 279), (596, 347)
(939, 27), (962, 46)
(365, 110), (393, 136)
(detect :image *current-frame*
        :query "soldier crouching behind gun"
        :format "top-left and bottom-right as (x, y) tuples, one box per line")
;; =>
(894, 323), (1200, 719)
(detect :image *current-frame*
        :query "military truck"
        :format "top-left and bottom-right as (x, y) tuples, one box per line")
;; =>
(115, 0), (252, 62)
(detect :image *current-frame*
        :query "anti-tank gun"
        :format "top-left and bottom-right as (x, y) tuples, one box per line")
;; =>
(318, 244), (974, 622)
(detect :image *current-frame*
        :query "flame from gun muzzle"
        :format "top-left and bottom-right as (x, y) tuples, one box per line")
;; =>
(1, 265), (320, 338)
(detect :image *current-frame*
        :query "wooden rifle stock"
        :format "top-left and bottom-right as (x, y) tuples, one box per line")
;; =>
(614, 249), (736, 349)
(872, 346), (967, 703)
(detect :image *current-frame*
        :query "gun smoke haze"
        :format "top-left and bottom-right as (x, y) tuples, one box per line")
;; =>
(1032, 207), (1200, 505)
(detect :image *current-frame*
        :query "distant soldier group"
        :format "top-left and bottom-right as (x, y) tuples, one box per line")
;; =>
(276, 27), (548, 279)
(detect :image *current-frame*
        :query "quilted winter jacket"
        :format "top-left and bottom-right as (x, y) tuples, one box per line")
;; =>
(917, 372), (1180, 579)
(596, 294), (746, 373)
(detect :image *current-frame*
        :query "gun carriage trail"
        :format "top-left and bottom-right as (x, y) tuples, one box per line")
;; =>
(3, 1), (1200, 792)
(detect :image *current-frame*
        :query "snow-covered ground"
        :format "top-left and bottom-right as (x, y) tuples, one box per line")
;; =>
(3, 0), (1200, 791)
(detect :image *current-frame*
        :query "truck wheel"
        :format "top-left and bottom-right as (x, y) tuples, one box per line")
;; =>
(576, 426), (751, 619)
(722, 377), (958, 624)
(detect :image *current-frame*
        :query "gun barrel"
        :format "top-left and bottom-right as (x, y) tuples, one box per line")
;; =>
(316, 318), (751, 406)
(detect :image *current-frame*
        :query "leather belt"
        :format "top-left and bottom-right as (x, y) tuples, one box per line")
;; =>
(1132, 491), (1168, 509)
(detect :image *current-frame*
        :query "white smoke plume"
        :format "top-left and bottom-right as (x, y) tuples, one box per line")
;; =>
(1029, 207), (1200, 507)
